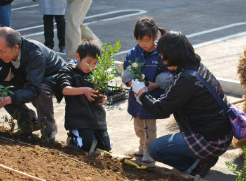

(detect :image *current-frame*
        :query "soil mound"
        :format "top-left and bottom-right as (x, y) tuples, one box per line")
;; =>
(0, 127), (195, 181)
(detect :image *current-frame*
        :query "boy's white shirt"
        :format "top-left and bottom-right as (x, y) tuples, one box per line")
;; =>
(72, 130), (83, 148)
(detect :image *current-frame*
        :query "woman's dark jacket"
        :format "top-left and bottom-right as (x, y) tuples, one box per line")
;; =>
(3, 37), (67, 105)
(57, 64), (107, 131)
(140, 61), (232, 141)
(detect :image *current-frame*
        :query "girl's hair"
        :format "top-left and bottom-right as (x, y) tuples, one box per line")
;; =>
(157, 30), (200, 67)
(134, 17), (166, 40)
(76, 39), (102, 60)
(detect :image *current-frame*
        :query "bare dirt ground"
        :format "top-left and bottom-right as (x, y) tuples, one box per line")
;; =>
(0, 126), (196, 181)
(0, 97), (243, 181)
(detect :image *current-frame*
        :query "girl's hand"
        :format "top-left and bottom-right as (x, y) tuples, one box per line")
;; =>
(83, 87), (98, 101)
(128, 80), (132, 86)
(147, 82), (159, 92)
(99, 95), (107, 105)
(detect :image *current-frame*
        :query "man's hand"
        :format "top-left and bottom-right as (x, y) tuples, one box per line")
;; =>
(83, 87), (98, 102)
(0, 96), (11, 108)
(131, 79), (146, 95)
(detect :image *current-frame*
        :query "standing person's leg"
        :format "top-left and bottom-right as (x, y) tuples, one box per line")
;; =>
(43, 15), (54, 49)
(0, 4), (11, 27)
(134, 115), (144, 156)
(32, 83), (57, 142)
(80, 24), (98, 40)
(65, 0), (94, 60)
(148, 133), (199, 173)
(54, 15), (66, 53)
(142, 119), (157, 162)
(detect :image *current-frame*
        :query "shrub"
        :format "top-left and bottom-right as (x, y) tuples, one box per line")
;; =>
(86, 41), (121, 92)
(226, 146), (246, 181)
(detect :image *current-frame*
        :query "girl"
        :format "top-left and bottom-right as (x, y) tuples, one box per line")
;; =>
(122, 17), (171, 163)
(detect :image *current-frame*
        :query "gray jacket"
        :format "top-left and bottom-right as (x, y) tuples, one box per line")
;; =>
(37, 0), (67, 15)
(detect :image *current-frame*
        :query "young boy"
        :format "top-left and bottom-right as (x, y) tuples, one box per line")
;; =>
(57, 39), (111, 152)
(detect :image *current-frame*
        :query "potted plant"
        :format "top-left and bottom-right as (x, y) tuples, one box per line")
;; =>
(86, 41), (121, 105)
(0, 85), (15, 131)
(127, 59), (148, 86)
(0, 85), (13, 98)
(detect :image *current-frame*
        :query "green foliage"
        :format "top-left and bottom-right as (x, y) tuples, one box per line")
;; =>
(0, 85), (14, 98)
(127, 59), (145, 81)
(86, 41), (121, 92)
(3, 115), (15, 132)
(226, 146), (246, 181)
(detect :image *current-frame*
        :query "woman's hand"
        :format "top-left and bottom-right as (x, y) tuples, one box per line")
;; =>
(131, 79), (146, 95)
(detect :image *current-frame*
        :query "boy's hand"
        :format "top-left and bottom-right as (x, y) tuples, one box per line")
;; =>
(99, 95), (107, 105)
(147, 81), (159, 92)
(83, 87), (98, 101)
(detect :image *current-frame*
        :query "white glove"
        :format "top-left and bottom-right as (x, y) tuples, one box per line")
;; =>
(131, 79), (146, 95)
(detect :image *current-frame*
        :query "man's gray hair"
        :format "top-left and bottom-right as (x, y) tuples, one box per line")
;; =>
(0, 27), (21, 48)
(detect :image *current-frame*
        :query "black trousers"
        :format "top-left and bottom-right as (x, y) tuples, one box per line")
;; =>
(3, 83), (57, 137)
(78, 129), (111, 152)
(43, 15), (65, 49)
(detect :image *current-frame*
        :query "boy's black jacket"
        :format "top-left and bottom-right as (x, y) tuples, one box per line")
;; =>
(57, 63), (107, 131)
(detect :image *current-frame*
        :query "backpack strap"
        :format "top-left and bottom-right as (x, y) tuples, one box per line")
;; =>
(183, 70), (234, 117)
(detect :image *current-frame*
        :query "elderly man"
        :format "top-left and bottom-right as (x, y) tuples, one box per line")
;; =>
(0, 27), (67, 142)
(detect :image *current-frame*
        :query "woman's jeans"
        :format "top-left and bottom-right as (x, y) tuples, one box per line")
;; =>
(148, 133), (200, 174)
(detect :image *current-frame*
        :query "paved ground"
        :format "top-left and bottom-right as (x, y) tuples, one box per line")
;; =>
(1, 35), (245, 181)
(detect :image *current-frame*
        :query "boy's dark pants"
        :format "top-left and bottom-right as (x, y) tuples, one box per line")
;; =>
(43, 15), (65, 49)
(3, 83), (57, 137)
(78, 129), (111, 151)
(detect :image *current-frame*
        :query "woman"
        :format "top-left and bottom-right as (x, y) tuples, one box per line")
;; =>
(131, 30), (232, 177)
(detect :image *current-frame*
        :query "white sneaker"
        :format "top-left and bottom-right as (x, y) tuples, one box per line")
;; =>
(142, 155), (154, 163)
(134, 148), (143, 156)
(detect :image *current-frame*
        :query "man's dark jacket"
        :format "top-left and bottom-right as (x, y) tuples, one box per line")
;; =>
(2, 37), (67, 105)
(57, 63), (107, 131)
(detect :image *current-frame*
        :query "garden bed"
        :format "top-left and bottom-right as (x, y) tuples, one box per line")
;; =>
(0, 126), (196, 181)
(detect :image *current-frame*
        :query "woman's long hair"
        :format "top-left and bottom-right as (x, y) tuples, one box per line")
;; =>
(157, 30), (200, 67)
